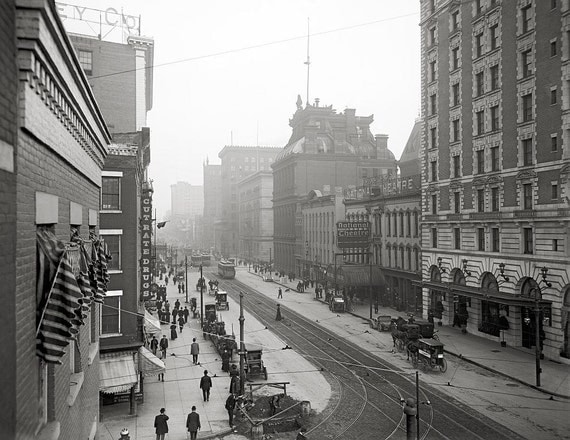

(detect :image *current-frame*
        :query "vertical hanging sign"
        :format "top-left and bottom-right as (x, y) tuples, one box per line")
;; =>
(140, 189), (153, 300)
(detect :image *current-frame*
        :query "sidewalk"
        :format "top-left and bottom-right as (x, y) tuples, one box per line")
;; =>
(262, 270), (570, 399)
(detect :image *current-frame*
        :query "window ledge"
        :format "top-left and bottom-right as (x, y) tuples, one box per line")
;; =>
(100, 333), (122, 339)
(88, 341), (99, 366)
(100, 209), (122, 214)
(36, 421), (60, 440)
(67, 372), (85, 407)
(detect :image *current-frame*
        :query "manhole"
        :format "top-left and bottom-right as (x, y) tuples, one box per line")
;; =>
(505, 383), (519, 387)
(491, 349), (501, 353)
(486, 405), (506, 412)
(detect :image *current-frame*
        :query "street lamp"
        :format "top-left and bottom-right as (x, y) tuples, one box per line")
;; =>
(529, 266), (552, 387)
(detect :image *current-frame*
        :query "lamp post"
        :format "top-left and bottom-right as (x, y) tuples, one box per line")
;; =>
(239, 291), (245, 395)
(185, 255), (188, 304)
(200, 264), (204, 330)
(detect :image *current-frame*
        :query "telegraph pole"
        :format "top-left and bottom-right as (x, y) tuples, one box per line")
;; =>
(200, 264), (204, 329)
(185, 255), (188, 304)
(239, 291), (245, 395)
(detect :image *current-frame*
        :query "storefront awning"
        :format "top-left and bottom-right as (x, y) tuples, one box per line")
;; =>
(144, 310), (161, 335)
(336, 265), (386, 287)
(415, 281), (552, 307)
(138, 346), (165, 377)
(100, 355), (138, 394)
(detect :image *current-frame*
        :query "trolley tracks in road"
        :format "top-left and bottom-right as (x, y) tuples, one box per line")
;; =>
(210, 274), (524, 440)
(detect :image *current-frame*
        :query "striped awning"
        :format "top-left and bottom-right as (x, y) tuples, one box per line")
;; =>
(100, 355), (138, 394)
(138, 346), (165, 377)
(144, 311), (161, 335)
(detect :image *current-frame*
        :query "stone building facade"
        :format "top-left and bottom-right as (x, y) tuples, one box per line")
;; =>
(203, 161), (222, 253)
(419, 0), (570, 361)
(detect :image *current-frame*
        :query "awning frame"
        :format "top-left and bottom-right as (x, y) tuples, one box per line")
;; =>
(99, 354), (138, 394)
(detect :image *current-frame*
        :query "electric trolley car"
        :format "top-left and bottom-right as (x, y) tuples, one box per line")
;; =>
(218, 260), (236, 279)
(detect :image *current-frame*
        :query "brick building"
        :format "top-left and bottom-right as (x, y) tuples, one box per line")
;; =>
(218, 146), (280, 259)
(237, 170), (274, 265)
(1, 1), (111, 439)
(272, 98), (397, 277)
(419, 0), (570, 361)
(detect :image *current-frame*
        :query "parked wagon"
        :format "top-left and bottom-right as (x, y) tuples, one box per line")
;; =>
(370, 315), (392, 331)
(412, 338), (447, 372)
(215, 290), (229, 310)
(329, 295), (345, 313)
(244, 344), (268, 381)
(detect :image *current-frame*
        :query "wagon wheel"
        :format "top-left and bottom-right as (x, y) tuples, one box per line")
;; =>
(411, 352), (418, 368)
(439, 358), (448, 373)
(263, 366), (268, 380)
(420, 358), (429, 372)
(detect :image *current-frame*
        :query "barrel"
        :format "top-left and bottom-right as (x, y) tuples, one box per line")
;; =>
(301, 401), (311, 416)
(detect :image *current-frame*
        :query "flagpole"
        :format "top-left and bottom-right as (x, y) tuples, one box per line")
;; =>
(36, 250), (67, 337)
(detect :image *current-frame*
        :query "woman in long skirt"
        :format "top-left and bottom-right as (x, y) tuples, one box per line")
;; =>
(170, 323), (178, 340)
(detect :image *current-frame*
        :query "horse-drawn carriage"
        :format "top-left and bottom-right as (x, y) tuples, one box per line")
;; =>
(370, 315), (392, 331)
(413, 338), (447, 372)
(196, 276), (207, 292)
(329, 294), (345, 313)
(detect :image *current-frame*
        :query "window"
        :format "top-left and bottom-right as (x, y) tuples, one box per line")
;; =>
(454, 191), (461, 213)
(431, 160), (438, 181)
(406, 212), (411, 237)
(432, 194), (438, 214)
(477, 228), (485, 251)
(553, 239), (559, 251)
(491, 228), (500, 252)
(522, 138), (533, 165)
(522, 93), (533, 121)
(523, 183), (533, 209)
(551, 134), (558, 152)
(414, 211), (419, 237)
(551, 88), (558, 105)
(476, 72), (484, 96)
(552, 182), (559, 200)
(430, 127), (437, 149)
(453, 155), (461, 177)
(454, 227), (461, 250)
(101, 292), (121, 335)
(551, 40), (557, 57)
(475, 33), (484, 58)
(475, 0), (483, 15)
(430, 61), (437, 82)
(477, 189), (485, 212)
(429, 27), (436, 46)
(490, 24), (499, 50)
(522, 5), (532, 33)
(432, 228), (438, 248)
(551, 0), (557, 10)
(491, 146), (499, 171)
(430, 94), (437, 115)
(452, 47), (459, 70)
(102, 176), (120, 210)
(523, 227), (533, 254)
(101, 234), (121, 271)
(490, 65), (499, 90)
(400, 212), (404, 237)
(452, 119), (460, 142)
(522, 50), (532, 77)
(491, 187), (499, 211)
(490, 105), (499, 131)
(476, 149), (485, 173)
(476, 110), (485, 135)
(78, 50), (93, 76)
(451, 10), (459, 30)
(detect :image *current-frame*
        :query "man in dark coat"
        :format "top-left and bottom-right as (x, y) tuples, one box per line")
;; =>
(183, 306), (190, 323)
(172, 307), (178, 324)
(150, 335), (159, 355)
(186, 405), (201, 440)
(199, 369), (212, 401)
(225, 393), (236, 426)
(159, 335), (168, 361)
(154, 407), (169, 440)
(170, 323), (177, 340)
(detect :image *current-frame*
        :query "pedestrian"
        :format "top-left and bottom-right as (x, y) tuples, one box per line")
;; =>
(165, 276), (169, 285)
(221, 349), (230, 372)
(172, 307), (178, 324)
(164, 300), (170, 313)
(178, 283), (182, 294)
(156, 299), (162, 312)
(200, 370), (212, 401)
(150, 335), (159, 355)
(183, 306), (190, 324)
(186, 405), (201, 440)
(170, 323), (177, 340)
(278, 287), (282, 299)
(154, 407), (169, 440)
(175, 299), (181, 309)
(191, 338), (200, 364)
(159, 335), (168, 361)
(225, 393), (236, 427)
(181, 282), (185, 293)
(276, 304), (282, 321)
(229, 364), (240, 394)
(178, 315), (185, 333)
(269, 394), (281, 415)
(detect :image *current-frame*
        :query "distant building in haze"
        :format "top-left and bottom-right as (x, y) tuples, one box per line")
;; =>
(203, 160), (222, 253)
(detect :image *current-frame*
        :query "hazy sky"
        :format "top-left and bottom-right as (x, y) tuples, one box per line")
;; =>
(60, 1), (421, 218)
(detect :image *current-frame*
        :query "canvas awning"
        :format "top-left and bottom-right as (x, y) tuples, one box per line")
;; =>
(99, 355), (138, 394)
(336, 265), (386, 287)
(144, 310), (161, 335)
(138, 346), (165, 377)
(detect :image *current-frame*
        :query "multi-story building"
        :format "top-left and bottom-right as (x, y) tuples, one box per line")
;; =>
(203, 160), (222, 253)
(171, 181), (204, 220)
(272, 99), (397, 277)
(238, 170), (274, 265)
(218, 146), (280, 259)
(419, 0), (570, 361)
(1, 1), (111, 438)
(344, 120), (422, 313)
(300, 191), (346, 283)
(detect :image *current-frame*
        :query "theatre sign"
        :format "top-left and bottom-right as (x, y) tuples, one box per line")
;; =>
(336, 221), (370, 249)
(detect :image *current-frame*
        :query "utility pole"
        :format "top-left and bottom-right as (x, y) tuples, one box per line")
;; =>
(185, 255), (188, 304)
(200, 264), (204, 330)
(416, 371), (420, 440)
(239, 291), (245, 395)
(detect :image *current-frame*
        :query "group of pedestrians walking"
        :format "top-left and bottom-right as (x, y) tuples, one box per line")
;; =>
(153, 406), (201, 440)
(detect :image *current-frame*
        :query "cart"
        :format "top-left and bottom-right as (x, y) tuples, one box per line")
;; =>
(413, 338), (447, 372)
(244, 344), (268, 381)
(370, 315), (392, 331)
(215, 291), (229, 310)
(329, 295), (345, 313)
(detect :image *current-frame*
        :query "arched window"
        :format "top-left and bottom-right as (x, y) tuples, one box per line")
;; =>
(430, 265), (441, 282)
(481, 272), (499, 292)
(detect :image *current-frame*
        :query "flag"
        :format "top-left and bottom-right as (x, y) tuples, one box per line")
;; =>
(157, 221), (167, 229)
(36, 252), (83, 364)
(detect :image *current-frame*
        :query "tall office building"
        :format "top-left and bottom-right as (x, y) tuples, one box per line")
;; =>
(203, 160), (222, 252)
(171, 181), (204, 220)
(419, 0), (569, 360)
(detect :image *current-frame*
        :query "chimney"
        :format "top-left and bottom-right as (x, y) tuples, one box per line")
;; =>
(375, 134), (388, 150)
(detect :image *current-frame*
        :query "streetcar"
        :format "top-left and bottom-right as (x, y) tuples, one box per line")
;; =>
(218, 260), (236, 279)
(201, 253), (212, 266)
(191, 254), (202, 267)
